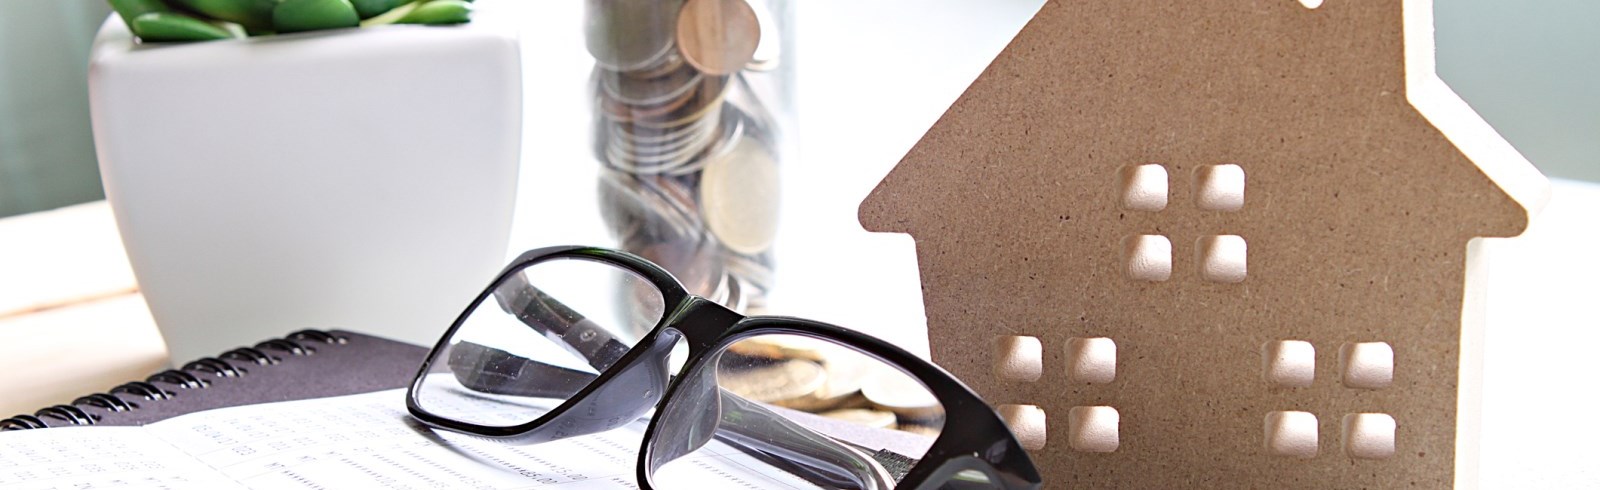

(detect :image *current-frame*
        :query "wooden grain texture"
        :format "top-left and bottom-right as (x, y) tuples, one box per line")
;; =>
(859, 0), (1548, 487)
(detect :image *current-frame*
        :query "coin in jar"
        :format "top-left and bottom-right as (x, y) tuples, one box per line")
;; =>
(698, 135), (779, 255)
(600, 64), (702, 107)
(584, 0), (682, 72)
(742, 0), (780, 71)
(675, 0), (761, 76)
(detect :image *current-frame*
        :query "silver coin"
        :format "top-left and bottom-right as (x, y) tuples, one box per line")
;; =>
(600, 64), (702, 107)
(861, 366), (943, 420)
(607, 121), (719, 171)
(698, 134), (779, 255)
(718, 358), (826, 404)
(607, 106), (741, 176)
(607, 109), (721, 161)
(773, 346), (872, 412)
(585, 0), (683, 72)
(628, 75), (730, 130)
(597, 170), (705, 242)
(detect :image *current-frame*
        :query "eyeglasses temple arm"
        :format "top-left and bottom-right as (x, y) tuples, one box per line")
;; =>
(445, 342), (600, 399)
(492, 272), (632, 371)
(448, 344), (911, 488)
(712, 387), (903, 489)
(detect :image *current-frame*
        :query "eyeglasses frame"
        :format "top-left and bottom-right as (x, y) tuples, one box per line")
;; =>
(405, 245), (1042, 490)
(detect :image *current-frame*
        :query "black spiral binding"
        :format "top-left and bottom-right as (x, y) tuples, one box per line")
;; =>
(0, 329), (348, 431)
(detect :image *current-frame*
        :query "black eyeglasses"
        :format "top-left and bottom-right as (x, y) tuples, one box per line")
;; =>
(406, 246), (1041, 489)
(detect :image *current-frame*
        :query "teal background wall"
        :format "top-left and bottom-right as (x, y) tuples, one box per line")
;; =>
(1436, 0), (1600, 183)
(0, 1), (111, 218)
(0, 0), (1594, 218)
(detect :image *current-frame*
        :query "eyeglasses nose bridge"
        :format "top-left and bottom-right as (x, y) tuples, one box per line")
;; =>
(661, 296), (746, 353)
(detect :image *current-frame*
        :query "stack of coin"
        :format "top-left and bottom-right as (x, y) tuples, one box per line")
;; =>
(587, 0), (782, 318)
(716, 336), (948, 439)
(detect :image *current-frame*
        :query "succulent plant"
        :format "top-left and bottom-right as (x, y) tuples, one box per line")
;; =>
(107, 0), (473, 42)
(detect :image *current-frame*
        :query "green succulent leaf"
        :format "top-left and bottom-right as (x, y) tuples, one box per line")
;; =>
(108, 0), (170, 31)
(349, 0), (413, 19)
(273, 0), (362, 33)
(168, 0), (276, 31)
(396, 0), (472, 25)
(358, 0), (417, 27)
(130, 12), (242, 42)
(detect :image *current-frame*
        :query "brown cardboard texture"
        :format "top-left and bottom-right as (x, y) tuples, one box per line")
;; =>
(859, 0), (1549, 487)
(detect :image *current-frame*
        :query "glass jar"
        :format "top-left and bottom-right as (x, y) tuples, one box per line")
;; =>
(584, 0), (794, 316)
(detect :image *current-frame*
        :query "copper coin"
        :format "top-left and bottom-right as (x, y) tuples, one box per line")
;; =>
(675, 0), (761, 76)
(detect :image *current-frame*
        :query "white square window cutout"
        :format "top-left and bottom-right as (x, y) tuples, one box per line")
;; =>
(1339, 342), (1394, 389)
(1194, 164), (1245, 211)
(1197, 235), (1247, 283)
(1342, 413), (1396, 459)
(999, 404), (1047, 451)
(1264, 411), (1319, 458)
(1262, 340), (1314, 388)
(1122, 235), (1172, 282)
(994, 336), (1043, 382)
(1118, 164), (1168, 212)
(1068, 406), (1120, 453)
(1066, 337), (1117, 384)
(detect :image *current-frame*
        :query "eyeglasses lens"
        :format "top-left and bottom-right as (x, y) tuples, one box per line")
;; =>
(413, 257), (667, 427)
(646, 333), (946, 489)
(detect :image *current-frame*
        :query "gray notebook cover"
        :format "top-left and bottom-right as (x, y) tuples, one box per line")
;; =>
(22, 330), (430, 428)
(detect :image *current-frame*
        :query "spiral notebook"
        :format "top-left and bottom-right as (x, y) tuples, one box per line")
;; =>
(0, 330), (893, 489)
(0, 330), (428, 431)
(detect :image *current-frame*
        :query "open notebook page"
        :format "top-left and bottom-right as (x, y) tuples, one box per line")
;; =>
(0, 388), (822, 489)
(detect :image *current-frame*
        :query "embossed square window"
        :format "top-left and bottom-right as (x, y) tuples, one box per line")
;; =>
(1118, 164), (1168, 211)
(999, 404), (1048, 450)
(1194, 164), (1245, 211)
(1067, 406), (1120, 453)
(1264, 411), (1319, 458)
(1122, 235), (1172, 282)
(1262, 340), (1314, 388)
(1342, 413), (1396, 459)
(1065, 337), (1117, 384)
(1196, 235), (1247, 283)
(1339, 342), (1394, 389)
(994, 336), (1043, 382)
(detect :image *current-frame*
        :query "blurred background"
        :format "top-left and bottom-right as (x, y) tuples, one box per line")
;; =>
(0, 0), (1595, 219)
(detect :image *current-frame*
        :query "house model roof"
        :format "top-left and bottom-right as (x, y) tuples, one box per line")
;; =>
(859, 0), (1547, 487)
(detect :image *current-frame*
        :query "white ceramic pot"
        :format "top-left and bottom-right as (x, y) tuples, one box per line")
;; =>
(88, 17), (522, 361)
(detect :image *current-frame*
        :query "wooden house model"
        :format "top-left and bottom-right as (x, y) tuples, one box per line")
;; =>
(859, 0), (1548, 487)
